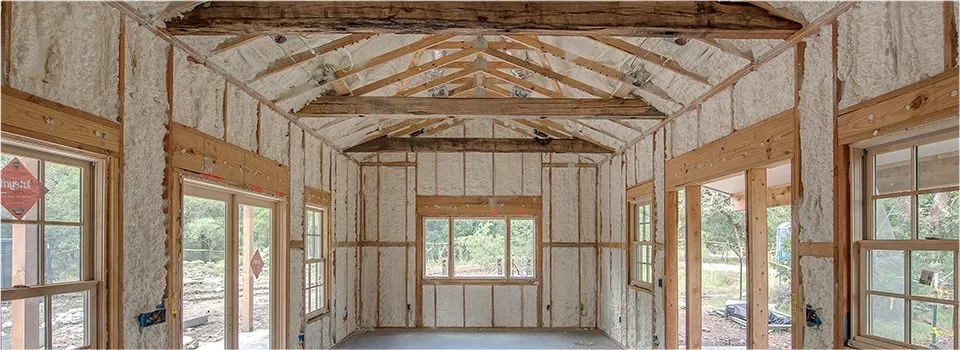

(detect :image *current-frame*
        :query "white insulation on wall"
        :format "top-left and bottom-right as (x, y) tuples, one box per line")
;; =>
(121, 19), (170, 349)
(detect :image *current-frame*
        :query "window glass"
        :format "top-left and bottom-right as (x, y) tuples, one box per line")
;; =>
(917, 137), (959, 190)
(510, 219), (535, 278)
(304, 208), (326, 315)
(917, 191), (960, 240)
(0, 296), (45, 348)
(874, 148), (912, 194)
(44, 162), (82, 223)
(453, 219), (505, 277)
(424, 218), (449, 277)
(45, 225), (81, 284)
(910, 301), (954, 347)
(869, 294), (905, 342)
(869, 250), (904, 294)
(874, 196), (911, 240)
(910, 250), (955, 299)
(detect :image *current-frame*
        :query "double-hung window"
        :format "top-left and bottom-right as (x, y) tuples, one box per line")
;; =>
(304, 207), (328, 317)
(856, 130), (958, 349)
(423, 217), (536, 280)
(630, 201), (655, 289)
(1, 143), (99, 349)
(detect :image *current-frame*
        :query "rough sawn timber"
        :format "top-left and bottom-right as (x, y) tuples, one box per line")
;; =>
(345, 137), (614, 153)
(165, 1), (802, 38)
(297, 96), (665, 119)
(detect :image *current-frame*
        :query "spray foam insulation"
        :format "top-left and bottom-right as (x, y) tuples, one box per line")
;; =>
(625, 147), (637, 186)
(771, 1), (835, 23)
(10, 2), (120, 121)
(799, 26), (837, 243)
(321, 147), (332, 191)
(173, 49), (225, 138)
(549, 247), (580, 327)
(335, 156), (350, 241)
(360, 246), (378, 328)
(540, 168), (552, 244)
(304, 136), (322, 188)
(287, 248), (305, 348)
(626, 290), (637, 347)
(464, 286), (494, 327)
(465, 153), (494, 195)
(493, 153), (523, 195)
(671, 109), (699, 157)
(580, 247), (598, 327)
(522, 153), (542, 195)
(406, 246), (417, 322)
(637, 291), (655, 348)
(121, 20), (170, 348)
(225, 84), (259, 152)
(378, 247), (407, 327)
(290, 126), (304, 241)
(522, 285), (538, 327)
(580, 167), (598, 243)
(378, 166), (406, 242)
(436, 285), (465, 327)
(405, 169), (416, 241)
(698, 88), (734, 147)
(631, 138), (651, 183)
(436, 153), (465, 195)
(550, 167), (580, 242)
(333, 248), (352, 339)
(801, 256), (835, 348)
(416, 153), (437, 195)
(423, 286), (437, 327)
(259, 107), (290, 165)
(733, 49), (795, 130)
(362, 166), (379, 241)
(493, 286), (523, 327)
(838, 2), (944, 109)
(540, 246), (552, 324)
(599, 163), (611, 243)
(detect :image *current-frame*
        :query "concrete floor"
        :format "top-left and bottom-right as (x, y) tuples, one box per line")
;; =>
(333, 329), (623, 349)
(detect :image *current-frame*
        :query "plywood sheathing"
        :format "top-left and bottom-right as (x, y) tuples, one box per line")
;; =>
(837, 2), (944, 109)
(121, 18), (171, 348)
(9, 2), (120, 121)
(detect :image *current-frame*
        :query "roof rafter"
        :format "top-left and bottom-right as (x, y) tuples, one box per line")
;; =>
(210, 35), (262, 56)
(592, 36), (712, 85)
(484, 48), (614, 98)
(398, 68), (477, 97)
(346, 137), (613, 153)
(350, 48), (479, 96)
(249, 33), (377, 82)
(481, 68), (560, 98)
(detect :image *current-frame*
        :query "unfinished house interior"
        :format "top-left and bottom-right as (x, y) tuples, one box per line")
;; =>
(1, 1), (958, 349)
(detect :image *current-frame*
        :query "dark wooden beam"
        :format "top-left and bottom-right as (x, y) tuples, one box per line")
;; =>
(345, 137), (614, 153)
(297, 96), (665, 119)
(165, 1), (802, 38)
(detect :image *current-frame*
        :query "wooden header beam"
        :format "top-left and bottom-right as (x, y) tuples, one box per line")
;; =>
(165, 1), (802, 38)
(345, 137), (614, 153)
(297, 96), (665, 119)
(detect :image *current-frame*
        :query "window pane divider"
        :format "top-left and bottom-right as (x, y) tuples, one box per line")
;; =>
(1, 280), (97, 300)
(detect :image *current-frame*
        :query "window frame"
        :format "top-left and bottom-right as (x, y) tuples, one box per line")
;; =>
(303, 205), (330, 319)
(628, 199), (656, 291)
(853, 129), (960, 349)
(0, 140), (101, 349)
(420, 215), (538, 282)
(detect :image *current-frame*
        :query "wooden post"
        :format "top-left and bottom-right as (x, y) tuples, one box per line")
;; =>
(746, 168), (769, 349)
(241, 204), (255, 332)
(685, 186), (702, 350)
(664, 190), (679, 349)
(12, 223), (40, 350)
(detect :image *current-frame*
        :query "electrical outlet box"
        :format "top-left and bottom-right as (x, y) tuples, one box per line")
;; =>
(138, 304), (166, 329)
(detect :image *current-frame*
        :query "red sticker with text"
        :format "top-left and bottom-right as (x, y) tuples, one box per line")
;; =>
(1, 158), (48, 220)
(250, 249), (265, 279)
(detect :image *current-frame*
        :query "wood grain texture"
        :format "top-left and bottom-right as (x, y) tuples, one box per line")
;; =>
(345, 137), (614, 153)
(298, 96), (664, 118)
(663, 190), (679, 350)
(745, 168), (768, 349)
(165, 1), (801, 38)
(837, 69), (959, 145)
(665, 109), (794, 188)
(685, 186), (702, 350)
(1, 87), (122, 154)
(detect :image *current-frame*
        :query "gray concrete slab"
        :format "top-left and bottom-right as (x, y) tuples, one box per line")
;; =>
(332, 329), (623, 349)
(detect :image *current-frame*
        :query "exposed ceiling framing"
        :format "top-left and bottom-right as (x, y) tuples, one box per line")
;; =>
(150, 0), (809, 156)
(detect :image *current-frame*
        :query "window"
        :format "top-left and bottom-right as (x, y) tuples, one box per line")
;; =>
(630, 201), (655, 289)
(304, 207), (328, 317)
(1, 144), (98, 349)
(857, 130), (959, 349)
(423, 217), (535, 279)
